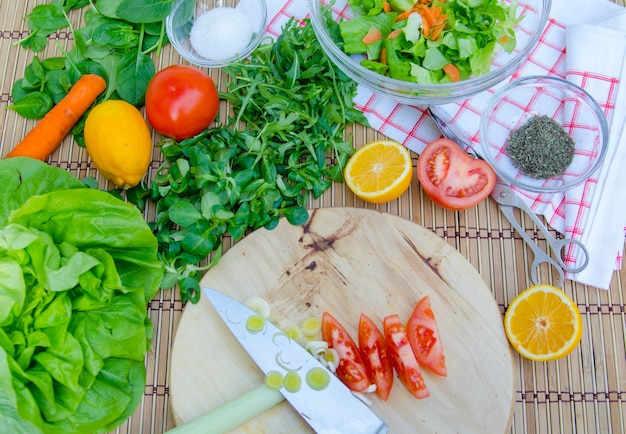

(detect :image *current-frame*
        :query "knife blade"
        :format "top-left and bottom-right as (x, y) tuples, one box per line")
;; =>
(201, 287), (388, 434)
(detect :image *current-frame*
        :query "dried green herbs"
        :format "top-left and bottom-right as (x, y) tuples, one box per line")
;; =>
(506, 115), (575, 179)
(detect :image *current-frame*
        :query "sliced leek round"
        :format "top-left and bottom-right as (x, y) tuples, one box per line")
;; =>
(244, 296), (271, 318)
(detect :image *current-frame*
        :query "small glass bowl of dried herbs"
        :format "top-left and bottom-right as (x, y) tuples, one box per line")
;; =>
(480, 76), (609, 193)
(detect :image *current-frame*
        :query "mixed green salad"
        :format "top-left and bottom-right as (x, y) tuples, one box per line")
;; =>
(0, 158), (163, 433)
(331, 0), (522, 84)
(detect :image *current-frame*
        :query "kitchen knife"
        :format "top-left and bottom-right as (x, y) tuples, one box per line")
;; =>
(171, 287), (388, 434)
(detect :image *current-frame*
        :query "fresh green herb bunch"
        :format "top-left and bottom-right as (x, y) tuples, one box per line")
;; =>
(146, 18), (367, 303)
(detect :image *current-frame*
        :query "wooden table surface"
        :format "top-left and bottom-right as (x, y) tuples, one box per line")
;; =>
(1, 1), (625, 433)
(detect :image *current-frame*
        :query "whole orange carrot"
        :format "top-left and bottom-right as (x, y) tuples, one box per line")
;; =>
(6, 74), (107, 161)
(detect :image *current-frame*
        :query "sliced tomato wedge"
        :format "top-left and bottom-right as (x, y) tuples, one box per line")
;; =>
(358, 313), (394, 401)
(383, 314), (429, 399)
(321, 312), (370, 392)
(406, 296), (447, 377)
(416, 138), (496, 211)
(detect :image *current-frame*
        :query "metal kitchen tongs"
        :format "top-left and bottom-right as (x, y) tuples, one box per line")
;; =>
(490, 182), (589, 287)
(428, 108), (590, 287)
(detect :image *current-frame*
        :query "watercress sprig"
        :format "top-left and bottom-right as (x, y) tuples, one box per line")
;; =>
(140, 18), (368, 303)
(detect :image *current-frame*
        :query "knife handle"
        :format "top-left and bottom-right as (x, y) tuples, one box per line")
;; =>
(167, 384), (285, 434)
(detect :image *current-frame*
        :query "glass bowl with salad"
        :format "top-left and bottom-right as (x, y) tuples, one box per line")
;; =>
(479, 76), (609, 193)
(308, 0), (551, 105)
(166, 0), (267, 68)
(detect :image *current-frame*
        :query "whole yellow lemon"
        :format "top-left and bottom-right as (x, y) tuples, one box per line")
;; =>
(84, 100), (152, 189)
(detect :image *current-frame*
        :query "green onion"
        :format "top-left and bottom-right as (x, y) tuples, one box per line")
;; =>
(283, 371), (302, 393)
(281, 321), (306, 344)
(306, 367), (331, 391)
(275, 351), (303, 372)
(246, 314), (266, 333)
(244, 296), (271, 318)
(301, 316), (322, 337)
(166, 384), (284, 434)
(305, 341), (340, 373)
(264, 371), (284, 390)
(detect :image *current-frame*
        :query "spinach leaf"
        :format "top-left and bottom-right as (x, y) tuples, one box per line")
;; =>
(66, 0), (91, 9)
(92, 21), (139, 48)
(6, 92), (53, 119)
(41, 56), (66, 70)
(44, 69), (72, 103)
(23, 56), (46, 90)
(99, 53), (124, 100)
(10, 79), (31, 102)
(25, 4), (68, 33)
(94, 0), (125, 18)
(116, 50), (156, 106)
(116, 0), (178, 24)
(19, 4), (69, 52)
(12, 1), (171, 143)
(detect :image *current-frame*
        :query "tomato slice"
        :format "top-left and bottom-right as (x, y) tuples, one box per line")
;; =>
(416, 138), (496, 211)
(358, 313), (394, 401)
(383, 314), (429, 399)
(406, 296), (447, 377)
(321, 312), (370, 392)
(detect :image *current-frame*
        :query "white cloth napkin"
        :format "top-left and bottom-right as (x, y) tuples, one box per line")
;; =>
(562, 9), (626, 288)
(260, 0), (626, 289)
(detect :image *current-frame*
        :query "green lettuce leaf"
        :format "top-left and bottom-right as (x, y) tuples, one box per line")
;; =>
(0, 348), (41, 434)
(0, 157), (84, 227)
(339, 13), (396, 55)
(8, 189), (163, 302)
(0, 158), (163, 434)
(336, 0), (522, 83)
(347, 0), (386, 15)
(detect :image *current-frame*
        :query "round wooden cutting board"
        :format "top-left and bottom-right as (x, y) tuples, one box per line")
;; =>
(169, 208), (515, 433)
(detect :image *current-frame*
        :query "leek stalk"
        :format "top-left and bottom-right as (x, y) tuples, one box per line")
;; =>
(166, 384), (285, 434)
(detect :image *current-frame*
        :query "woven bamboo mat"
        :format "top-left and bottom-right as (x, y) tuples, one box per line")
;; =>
(2, 1), (625, 433)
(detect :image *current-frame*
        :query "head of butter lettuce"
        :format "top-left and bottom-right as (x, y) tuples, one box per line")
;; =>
(0, 157), (164, 434)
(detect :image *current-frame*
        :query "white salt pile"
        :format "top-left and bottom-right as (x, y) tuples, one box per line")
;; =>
(189, 7), (254, 61)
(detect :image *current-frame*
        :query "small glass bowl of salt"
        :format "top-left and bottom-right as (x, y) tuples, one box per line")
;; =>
(166, 0), (267, 67)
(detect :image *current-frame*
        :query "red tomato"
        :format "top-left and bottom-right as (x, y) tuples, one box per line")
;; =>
(383, 314), (429, 399)
(416, 138), (496, 211)
(406, 296), (447, 377)
(358, 313), (394, 401)
(321, 312), (370, 392)
(145, 65), (219, 140)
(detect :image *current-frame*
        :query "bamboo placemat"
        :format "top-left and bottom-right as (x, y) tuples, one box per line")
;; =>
(1, 1), (625, 433)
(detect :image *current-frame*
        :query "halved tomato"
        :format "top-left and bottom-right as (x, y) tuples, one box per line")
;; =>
(416, 138), (496, 211)
(406, 296), (447, 377)
(358, 313), (394, 401)
(383, 314), (429, 399)
(322, 312), (370, 392)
